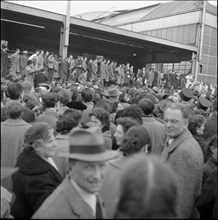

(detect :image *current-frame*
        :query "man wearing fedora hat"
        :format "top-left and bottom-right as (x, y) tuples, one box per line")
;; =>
(32, 127), (120, 219)
(106, 86), (122, 103)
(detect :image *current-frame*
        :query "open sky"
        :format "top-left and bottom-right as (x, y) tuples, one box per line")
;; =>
(6, 0), (217, 17)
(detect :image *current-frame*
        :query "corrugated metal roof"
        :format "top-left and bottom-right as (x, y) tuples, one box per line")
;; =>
(140, 1), (216, 21)
(205, 2), (217, 15)
(96, 4), (160, 26)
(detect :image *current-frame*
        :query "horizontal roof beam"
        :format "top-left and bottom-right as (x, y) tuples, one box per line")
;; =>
(1, 1), (64, 22)
(2, 1), (197, 53)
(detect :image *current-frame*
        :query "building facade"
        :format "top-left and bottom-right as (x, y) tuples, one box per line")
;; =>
(90, 1), (217, 84)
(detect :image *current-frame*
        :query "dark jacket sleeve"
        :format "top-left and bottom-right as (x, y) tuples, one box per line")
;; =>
(197, 168), (217, 219)
(25, 172), (59, 211)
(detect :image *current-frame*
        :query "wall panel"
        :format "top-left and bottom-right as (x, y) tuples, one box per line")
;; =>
(183, 25), (190, 44)
(172, 26), (178, 42)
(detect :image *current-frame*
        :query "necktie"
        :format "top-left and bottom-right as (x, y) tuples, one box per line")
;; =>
(165, 138), (171, 148)
(95, 197), (103, 219)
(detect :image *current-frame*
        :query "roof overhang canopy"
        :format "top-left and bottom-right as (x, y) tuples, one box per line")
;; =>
(1, 2), (197, 65)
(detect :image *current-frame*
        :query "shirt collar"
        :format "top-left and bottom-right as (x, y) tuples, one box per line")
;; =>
(70, 178), (97, 216)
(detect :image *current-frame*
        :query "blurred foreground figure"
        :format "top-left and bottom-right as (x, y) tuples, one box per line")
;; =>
(32, 127), (120, 219)
(113, 154), (179, 219)
(1, 167), (18, 218)
(100, 126), (151, 218)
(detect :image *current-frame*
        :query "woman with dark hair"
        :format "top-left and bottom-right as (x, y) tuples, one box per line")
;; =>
(11, 122), (62, 219)
(114, 117), (139, 149)
(90, 107), (112, 149)
(54, 108), (82, 177)
(188, 114), (208, 163)
(100, 127), (161, 219)
(120, 126), (151, 156)
(113, 154), (179, 219)
(115, 105), (143, 125)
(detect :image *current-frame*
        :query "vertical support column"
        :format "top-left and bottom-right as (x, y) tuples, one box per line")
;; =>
(59, 24), (64, 56)
(59, 0), (71, 59)
(194, 0), (206, 83)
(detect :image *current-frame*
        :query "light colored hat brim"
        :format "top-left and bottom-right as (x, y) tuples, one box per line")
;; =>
(1, 167), (18, 180)
(57, 150), (121, 162)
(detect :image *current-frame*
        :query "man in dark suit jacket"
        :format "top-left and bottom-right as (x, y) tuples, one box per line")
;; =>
(1, 82), (35, 123)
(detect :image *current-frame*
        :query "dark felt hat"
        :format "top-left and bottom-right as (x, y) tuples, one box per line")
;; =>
(57, 127), (120, 161)
(197, 97), (211, 111)
(66, 101), (87, 111)
(179, 88), (193, 102)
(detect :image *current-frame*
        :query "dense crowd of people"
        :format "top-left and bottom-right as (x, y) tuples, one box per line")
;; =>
(1, 46), (217, 219)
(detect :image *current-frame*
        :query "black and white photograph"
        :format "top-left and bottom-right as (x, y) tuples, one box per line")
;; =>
(1, 0), (217, 219)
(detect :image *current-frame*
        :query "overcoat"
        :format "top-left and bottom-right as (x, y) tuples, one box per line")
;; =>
(59, 59), (69, 81)
(99, 61), (106, 80)
(142, 116), (166, 156)
(53, 59), (60, 79)
(197, 168), (217, 219)
(1, 49), (9, 78)
(116, 66), (121, 85)
(11, 147), (63, 219)
(108, 63), (115, 82)
(105, 62), (110, 82)
(37, 54), (44, 69)
(1, 119), (31, 192)
(10, 52), (20, 73)
(148, 70), (154, 87)
(152, 70), (158, 87)
(53, 134), (69, 178)
(124, 66), (130, 84)
(19, 54), (28, 77)
(32, 175), (106, 219)
(161, 129), (204, 218)
(99, 155), (126, 219)
(47, 55), (54, 69)
(203, 114), (217, 141)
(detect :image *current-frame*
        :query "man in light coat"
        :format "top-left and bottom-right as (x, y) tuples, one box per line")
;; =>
(10, 48), (20, 75)
(19, 50), (28, 80)
(32, 127), (120, 219)
(47, 52), (54, 83)
(161, 103), (204, 218)
(1, 101), (31, 192)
